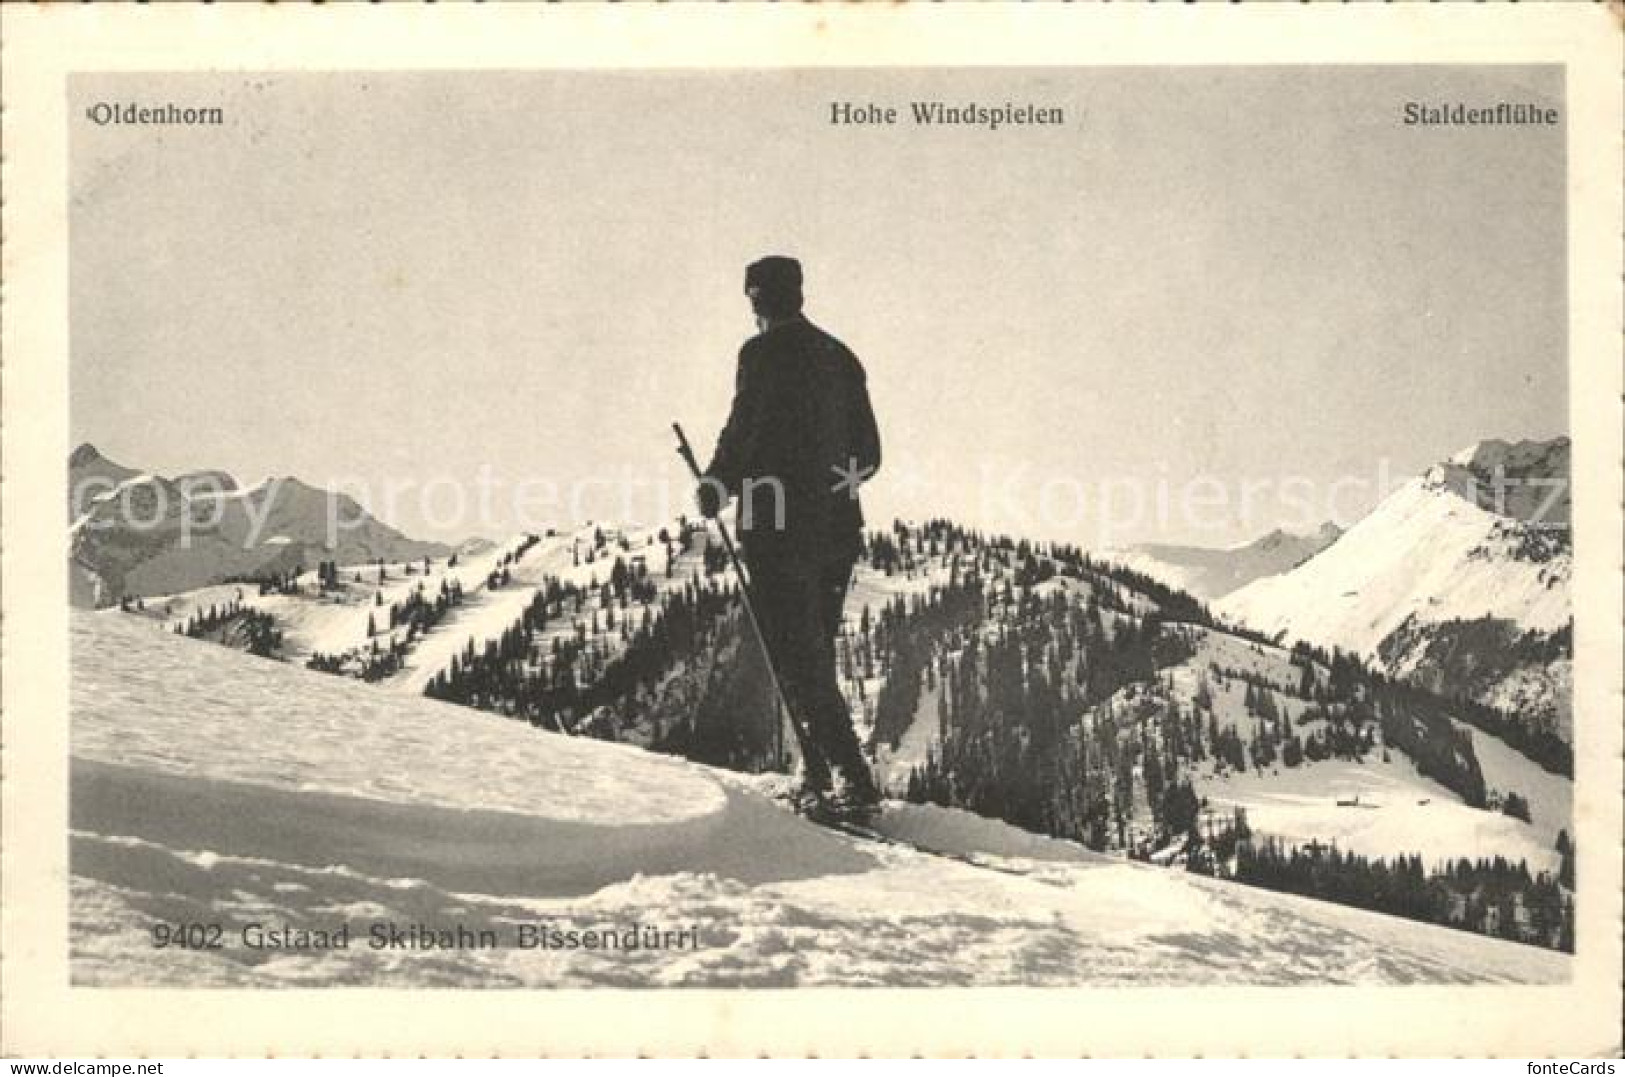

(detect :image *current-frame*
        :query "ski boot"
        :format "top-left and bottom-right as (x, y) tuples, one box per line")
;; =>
(785, 757), (834, 817)
(814, 761), (882, 826)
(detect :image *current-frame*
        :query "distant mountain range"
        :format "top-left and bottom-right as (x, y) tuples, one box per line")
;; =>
(1109, 523), (1344, 601)
(68, 443), (452, 608)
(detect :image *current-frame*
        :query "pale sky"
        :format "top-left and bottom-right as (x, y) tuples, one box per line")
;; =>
(71, 66), (1566, 548)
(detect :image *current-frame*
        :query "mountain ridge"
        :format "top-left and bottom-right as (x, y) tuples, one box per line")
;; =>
(67, 445), (455, 608)
(1108, 522), (1343, 600)
(1219, 437), (1571, 739)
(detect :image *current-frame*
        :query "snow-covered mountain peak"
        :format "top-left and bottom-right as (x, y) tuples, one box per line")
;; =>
(1222, 467), (1568, 649)
(68, 449), (453, 607)
(1219, 438), (1572, 739)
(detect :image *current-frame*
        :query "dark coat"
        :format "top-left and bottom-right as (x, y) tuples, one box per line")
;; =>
(704, 316), (881, 559)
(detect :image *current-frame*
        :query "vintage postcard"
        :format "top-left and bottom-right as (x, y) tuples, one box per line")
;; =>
(3, 4), (1620, 1060)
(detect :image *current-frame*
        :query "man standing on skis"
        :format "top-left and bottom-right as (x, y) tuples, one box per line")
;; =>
(697, 255), (882, 812)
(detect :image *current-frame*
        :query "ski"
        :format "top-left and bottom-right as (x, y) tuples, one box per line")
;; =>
(774, 794), (1077, 887)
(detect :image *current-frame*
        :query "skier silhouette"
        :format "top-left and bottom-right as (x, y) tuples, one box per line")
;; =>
(698, 255), (882, 811)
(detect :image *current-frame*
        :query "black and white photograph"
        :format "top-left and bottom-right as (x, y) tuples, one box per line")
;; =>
(4, 4), (1621, 1061)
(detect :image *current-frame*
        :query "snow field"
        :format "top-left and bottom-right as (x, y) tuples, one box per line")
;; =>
(71, 610), (1567, 987)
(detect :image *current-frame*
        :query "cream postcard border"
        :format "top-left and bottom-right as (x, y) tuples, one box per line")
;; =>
(2, 4), (1620, 1058)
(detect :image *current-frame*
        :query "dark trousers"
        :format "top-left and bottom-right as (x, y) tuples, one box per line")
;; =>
(745, 543), (864, 787)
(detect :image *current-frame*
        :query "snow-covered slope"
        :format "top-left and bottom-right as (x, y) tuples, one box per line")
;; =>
(70, 611), (1566, 987)
(1220, 443), (1569, 653)
(1111, 523), (1342, 601)
(1218, 439), (1570, 734)
(122, 514), (1570, 892)
(1163, 626), (1567, 873)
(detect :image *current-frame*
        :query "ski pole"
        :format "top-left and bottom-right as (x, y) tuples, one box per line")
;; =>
(672, 421), (810, 773)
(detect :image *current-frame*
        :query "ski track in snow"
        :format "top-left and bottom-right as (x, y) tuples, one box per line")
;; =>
(70, 612), (1567, 988)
